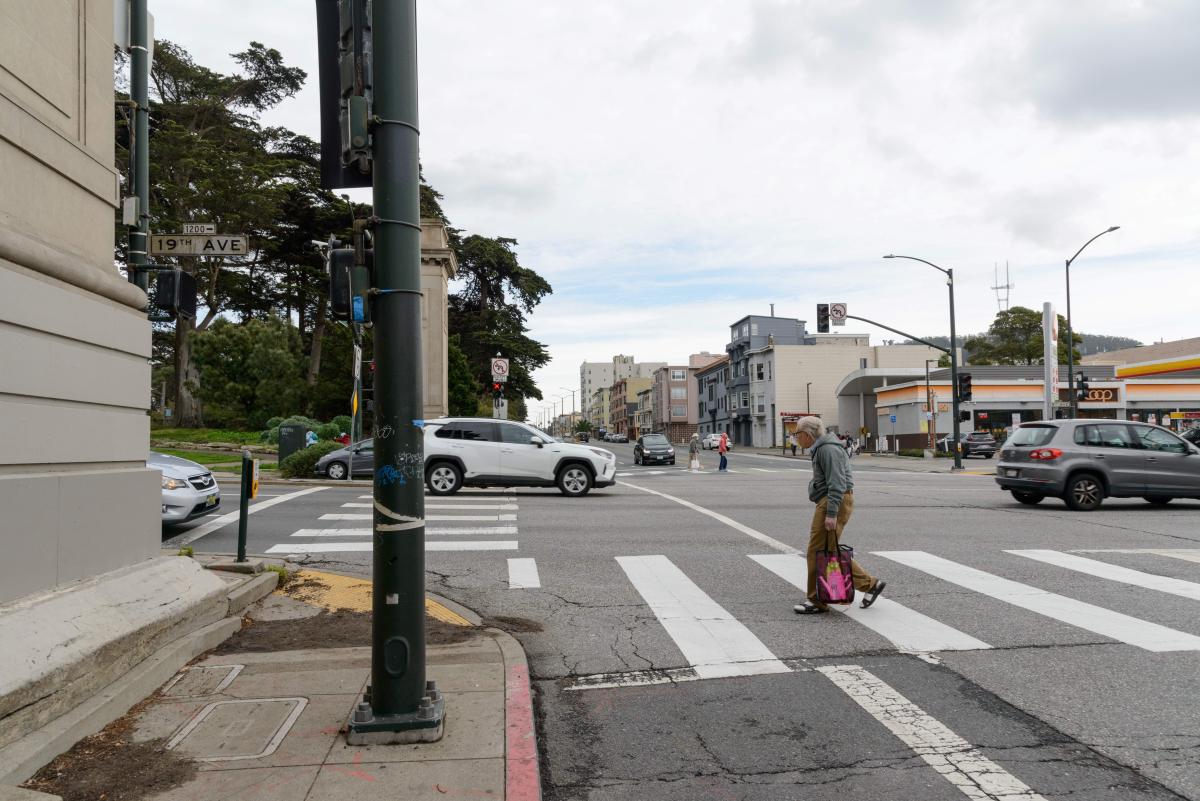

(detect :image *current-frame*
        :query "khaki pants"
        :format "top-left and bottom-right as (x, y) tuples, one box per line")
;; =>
(806, 492), (875, 608)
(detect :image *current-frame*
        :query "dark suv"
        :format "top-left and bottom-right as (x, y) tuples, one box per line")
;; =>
(634, 433), (675, 465)
(940, 431), (997, 458)
(995, 420), (1200, 510)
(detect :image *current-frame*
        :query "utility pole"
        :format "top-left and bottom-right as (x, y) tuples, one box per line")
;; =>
(346, 0), (444, 744)
(127, 0), (151, 292)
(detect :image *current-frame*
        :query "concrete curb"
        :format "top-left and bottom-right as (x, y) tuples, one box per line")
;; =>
(487, 627), (542, 801)
(226, 570), (281, 617)
(0, 787), (61, 800)
(0, 615), (240, 785)
(428, 591), (483, 627)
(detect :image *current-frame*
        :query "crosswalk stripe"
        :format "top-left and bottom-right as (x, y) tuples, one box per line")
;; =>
(319, 513), (517, 522)
(265, 541), (519, 554)
(750, 555), (991, 653)
(291, 526), (518, 537)
(818, 665), (1048, 801)
(507, 558), (541, 589)
(1074, 548), (1200, 566)
(875, 551), (1200, 652)
(749, 468), (779, 473)
(341, 502), (518, 510)
(616, 555), (789, 679)
(1008, 549), (1200, 602)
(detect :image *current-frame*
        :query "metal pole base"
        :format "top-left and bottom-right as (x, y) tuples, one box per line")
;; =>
(345, 682), (446, 745)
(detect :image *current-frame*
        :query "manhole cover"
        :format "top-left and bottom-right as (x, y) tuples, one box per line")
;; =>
(166, 697), (307, 762)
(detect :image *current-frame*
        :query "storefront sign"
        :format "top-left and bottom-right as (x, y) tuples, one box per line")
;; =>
(1080, 388), (1117, 403)
(1169, 412), (1200, 419)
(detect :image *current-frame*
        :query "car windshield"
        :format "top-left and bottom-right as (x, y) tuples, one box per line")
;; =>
(1009, 426), (1057, 447)
(643, 435), (669, 445)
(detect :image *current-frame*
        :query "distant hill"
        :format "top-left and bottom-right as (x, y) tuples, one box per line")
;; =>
(1078, 333), (1143, 356)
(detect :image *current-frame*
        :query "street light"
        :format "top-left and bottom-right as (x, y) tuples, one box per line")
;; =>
(883, 253), (963, 471)
(1065, 227), (1120, 417)
(560, 387), (578, 433)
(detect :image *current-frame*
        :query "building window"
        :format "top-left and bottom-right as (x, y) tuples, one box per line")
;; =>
(751, 323), (758, 336)
(671, 369), (686, 381)
(740, 391), (749, 408)
(755, 364), (764, 381)
(670, 387), (686, 400)
(699, 402), (706, 416)
(671, 405), (686, 417)
(741, 324), (749, 337)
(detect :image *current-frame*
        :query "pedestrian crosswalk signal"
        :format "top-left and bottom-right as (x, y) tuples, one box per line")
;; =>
(492, 382), (503, 400)
(816, 304), (830, 334)
(957, 372), (973, 402)
(1075, 372), (1090, 401)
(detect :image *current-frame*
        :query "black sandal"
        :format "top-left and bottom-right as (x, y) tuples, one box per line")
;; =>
(861, 580), (886, 609)
(794, 602), (827, 615)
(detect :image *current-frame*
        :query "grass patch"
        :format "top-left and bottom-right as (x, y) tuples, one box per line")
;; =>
(154, 448), (245, 465)
(151, 428), (264, 445)
(223, 460), (279, 474)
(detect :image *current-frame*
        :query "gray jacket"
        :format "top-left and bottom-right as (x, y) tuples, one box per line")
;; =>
(808, 432), (854, 516)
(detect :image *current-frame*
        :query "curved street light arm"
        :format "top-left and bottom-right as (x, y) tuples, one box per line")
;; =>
(883, 253), (950, 278)
(1066, 226), (1120, 267)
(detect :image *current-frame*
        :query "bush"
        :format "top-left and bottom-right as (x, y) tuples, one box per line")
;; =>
(279, 440), (341, 478)
(316, 422), (339, 440)
(266, 416), (284, 430)
(265, 415), (323, 444)
(897, 448), (927, 458)
(331, 415), (353, 434)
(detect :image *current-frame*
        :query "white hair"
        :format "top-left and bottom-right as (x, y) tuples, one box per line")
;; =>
(797, 416), (825, 438)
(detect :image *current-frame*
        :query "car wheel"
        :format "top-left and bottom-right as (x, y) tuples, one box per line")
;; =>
(426, 461), (462, 496)
(1064, 473), (1104, 511)
(1011, 491), (1044, 505)
(634, 453), (641, 465)
(557, 464), (592, 497)
(325, 461), (348, 481)
(669, 459), (675, 465)
(1144, 496), (1172, 506)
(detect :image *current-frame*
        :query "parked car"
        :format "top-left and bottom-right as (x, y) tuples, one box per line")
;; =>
(424, 417), (616, 497)
(702, 433), (732, 451)
(937, 431), (997, 458)
(150, 451), (221, 524)
(314, 439), (375, 480)
(634, 433), (675, 465)
(610, 433), (628, 443)
(995, 420), (1200, 511)
(576, 431), (590, 442)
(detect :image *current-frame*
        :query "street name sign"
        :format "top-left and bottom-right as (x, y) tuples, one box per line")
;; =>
(181, 223), (216, 234)
(830, 302), (848, 326)
(150, 234), (248, 256)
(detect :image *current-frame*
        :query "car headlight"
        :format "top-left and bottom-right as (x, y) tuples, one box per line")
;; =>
(588, 447), (614, 460)
(162, 477), (186, 490)
(667, 448), (675, 455)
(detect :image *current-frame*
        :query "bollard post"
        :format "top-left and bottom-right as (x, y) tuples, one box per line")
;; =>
(237, 449), (251, 563)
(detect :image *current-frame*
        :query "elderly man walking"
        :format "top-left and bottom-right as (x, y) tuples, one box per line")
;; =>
(792, 417), (886, 614)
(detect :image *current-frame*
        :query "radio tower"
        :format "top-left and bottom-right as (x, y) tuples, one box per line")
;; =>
(991, 261), (1014, 312)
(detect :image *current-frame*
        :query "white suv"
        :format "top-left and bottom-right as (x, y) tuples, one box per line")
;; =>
(424, 418), (616, 497)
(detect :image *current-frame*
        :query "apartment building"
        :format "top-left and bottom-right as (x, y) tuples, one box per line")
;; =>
(589, 385), (612, 432)
(650, 366), (695, 442)
(695, 356), (731, 440)
(580, 355), (667, 420)
(725, 315), (811, 445)
(634, 388), (654, 439)
(610, 377), (652, 436)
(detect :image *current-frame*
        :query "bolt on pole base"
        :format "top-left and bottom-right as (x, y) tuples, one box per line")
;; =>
(346, 682), (446, 745)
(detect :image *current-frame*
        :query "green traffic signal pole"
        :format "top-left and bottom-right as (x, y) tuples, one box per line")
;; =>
(346, 0), (445, 744)
(883, 255), (963, 471)
(128, 0), (151, 292)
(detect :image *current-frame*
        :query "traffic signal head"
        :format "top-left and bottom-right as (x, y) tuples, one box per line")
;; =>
(816, 303), (830, 334)
(959, 410), (971, 422)
(328, 248), (354, 320)
(1076, 371), (1090, 400)
(153, 268), (197, 321)
(492, 382), (503, 399)
(315, 0), (373, 189)
(957, 372), (973, 402)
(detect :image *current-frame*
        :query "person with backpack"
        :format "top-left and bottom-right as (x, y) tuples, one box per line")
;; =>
(792, 416), (885, 615)
(718, 431), (729, 472)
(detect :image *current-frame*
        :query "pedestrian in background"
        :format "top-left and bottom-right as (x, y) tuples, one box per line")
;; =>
(718, 431), (729, 472)
(688, 433), (701, 472)
(790, 433), (798, 457)
(792, 416), (885, 615)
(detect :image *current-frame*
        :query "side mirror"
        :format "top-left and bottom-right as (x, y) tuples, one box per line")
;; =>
(530, 436), (544, 448)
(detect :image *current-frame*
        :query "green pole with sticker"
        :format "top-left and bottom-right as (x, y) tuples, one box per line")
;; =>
(345, 0), (444, 744)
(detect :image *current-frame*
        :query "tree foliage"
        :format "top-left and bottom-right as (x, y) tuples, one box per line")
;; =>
(964, 307), (1082, 365)
(189, 317), (306, 429)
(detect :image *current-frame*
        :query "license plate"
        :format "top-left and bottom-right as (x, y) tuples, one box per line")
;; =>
(1005, 469), (1019, 478)
(206, 493), (218, 506)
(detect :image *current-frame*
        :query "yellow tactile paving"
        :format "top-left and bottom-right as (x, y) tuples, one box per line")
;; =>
(279, 568), (471, 626)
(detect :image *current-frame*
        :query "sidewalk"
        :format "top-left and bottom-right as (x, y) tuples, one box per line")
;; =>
(19, 569), (538, 801)
(743, 446), (993, 474)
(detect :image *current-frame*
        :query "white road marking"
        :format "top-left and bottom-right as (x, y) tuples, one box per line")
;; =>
(319, 513), (517, 522)
(265, 540), (519, 554)
(291, 526), (518, 537)
(341, 501), (517, 510)
(166, 487), (329, 546)
(875, 551), (1200, 652)
(1008, 549), (1200, 602)
(749, 467), (779, 473)
(616, 481), (799, 554)
(507, 558), (541, 589)
(818, 665), (1048, 801)
(750, 554), (991, 652)
(616, 555), (789, 679)
(1074, 548), (1200, 565)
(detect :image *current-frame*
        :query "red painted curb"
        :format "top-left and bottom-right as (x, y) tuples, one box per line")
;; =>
(505, 663), (541, 800)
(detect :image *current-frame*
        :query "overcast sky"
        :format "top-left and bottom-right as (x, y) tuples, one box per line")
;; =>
(151, 0), (1200, 419)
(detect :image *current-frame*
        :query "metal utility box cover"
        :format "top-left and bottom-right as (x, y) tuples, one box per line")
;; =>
(278, 424), (308, 464)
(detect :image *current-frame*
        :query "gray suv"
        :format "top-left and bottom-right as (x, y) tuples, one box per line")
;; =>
(996, 420), (1200, 511)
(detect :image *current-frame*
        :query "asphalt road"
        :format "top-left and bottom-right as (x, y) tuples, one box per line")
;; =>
(168, 443), (1200, 800)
